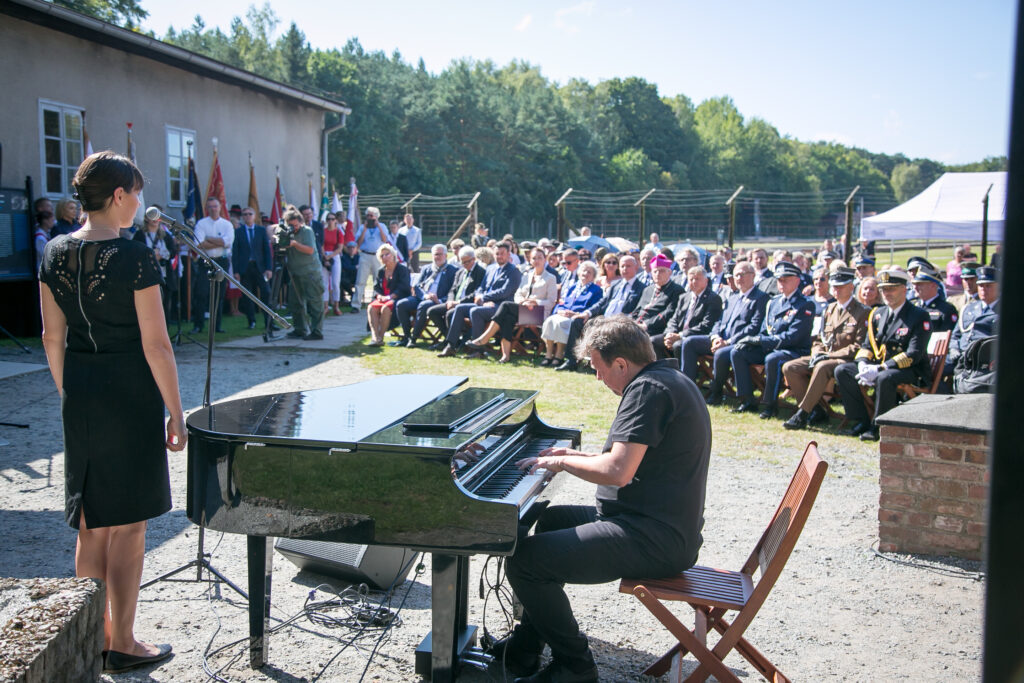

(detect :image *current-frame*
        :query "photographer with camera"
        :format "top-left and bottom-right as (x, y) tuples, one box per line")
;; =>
(277, 206), (325, 340)
(351, 206), (389, 312)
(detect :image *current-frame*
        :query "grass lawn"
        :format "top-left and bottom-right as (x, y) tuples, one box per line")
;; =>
(350, 338), (879, 476)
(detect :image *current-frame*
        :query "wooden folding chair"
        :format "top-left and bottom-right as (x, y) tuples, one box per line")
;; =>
(620, 442), (828, 683)
(508, 324), (543, 356)
(696, 355), (735, 396)
(860, 329), (952, 414)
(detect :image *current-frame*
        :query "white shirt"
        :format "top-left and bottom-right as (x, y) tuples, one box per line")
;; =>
(399, 224), (422, 252)
(193, 216), (234, 258)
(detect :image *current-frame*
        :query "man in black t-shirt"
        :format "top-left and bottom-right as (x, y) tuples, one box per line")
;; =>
(494, 316), (712, 683)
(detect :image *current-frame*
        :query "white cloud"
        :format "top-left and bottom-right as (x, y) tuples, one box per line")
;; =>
(514, 13), (533, 32)
(883, 110), (903, 133)
(555, 1), (596, 34)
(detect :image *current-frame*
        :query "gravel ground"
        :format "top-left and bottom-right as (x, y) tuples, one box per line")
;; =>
(0, 335), (983, 682)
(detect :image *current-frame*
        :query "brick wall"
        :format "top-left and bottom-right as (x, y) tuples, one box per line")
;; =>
(878, 425), (989, 560)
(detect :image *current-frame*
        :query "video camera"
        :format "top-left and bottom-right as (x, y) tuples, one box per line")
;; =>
(271, 223), (292, 253)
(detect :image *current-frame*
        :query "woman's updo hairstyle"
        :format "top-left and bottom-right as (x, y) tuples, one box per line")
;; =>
(72, 151), (144, 213)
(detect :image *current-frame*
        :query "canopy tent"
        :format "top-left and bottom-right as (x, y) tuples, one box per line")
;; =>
(860, 172), (1006, 241)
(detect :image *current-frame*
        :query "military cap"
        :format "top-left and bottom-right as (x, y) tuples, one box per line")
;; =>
(906, 256), (935, 272)
(911, 263), (943, 286)
(976, 266), (998, 284)
(829, 266), (857, 286)
(774, 261), (802, 279)
(960, 261), (981, 279)
(877, 267), (911, 287)
(821, 250), (839, 260)
(854, 254), (875, 266)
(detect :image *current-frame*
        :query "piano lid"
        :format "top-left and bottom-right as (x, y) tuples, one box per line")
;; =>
(186, 375), (468, 447)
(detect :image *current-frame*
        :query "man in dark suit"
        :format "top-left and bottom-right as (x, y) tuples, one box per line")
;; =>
(652, 267), (723, 360)
(632, 254), (684, 335)
(834, 268), (932, 441)
(751, 248), (778, 295)
(232, 206), (273, 330)
(730, 262), (816, 419)
(680, 262), (769, 399)
(426, 246), (486, 349)
(301, 205), (324, 253)
(438, 242), (521, 356)
(395, 244), (457, 347)
(556, 254), (646, 371)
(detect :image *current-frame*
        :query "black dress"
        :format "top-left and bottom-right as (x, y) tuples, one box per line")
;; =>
(39, 235), (171, 529)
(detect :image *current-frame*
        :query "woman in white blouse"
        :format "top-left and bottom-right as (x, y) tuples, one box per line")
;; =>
(464, 247), (557, 362)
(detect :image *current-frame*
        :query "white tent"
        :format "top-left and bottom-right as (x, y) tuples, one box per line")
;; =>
(860, 171), (1006, 241)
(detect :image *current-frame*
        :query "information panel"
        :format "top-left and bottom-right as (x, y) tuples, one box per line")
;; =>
(0, 188), (32, 282)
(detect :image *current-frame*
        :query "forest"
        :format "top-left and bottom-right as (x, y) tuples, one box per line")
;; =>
(61, 1), (1009, 238)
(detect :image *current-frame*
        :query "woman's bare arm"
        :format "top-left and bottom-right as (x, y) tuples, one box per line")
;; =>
(136, 285), (187, 451)
(39, 283), (67, 393)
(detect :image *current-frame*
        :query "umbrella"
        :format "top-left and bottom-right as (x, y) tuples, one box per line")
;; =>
(567, 235), (618, 254)
(667, 241), (708, 265)
(606, 237), (639, 252)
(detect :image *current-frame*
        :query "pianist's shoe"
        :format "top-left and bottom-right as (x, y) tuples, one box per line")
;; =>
(514, 658), (599, 683)
(486, 625), (543, 677)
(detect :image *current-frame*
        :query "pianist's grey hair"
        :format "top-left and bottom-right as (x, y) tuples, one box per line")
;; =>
(576, 315), (655, 367)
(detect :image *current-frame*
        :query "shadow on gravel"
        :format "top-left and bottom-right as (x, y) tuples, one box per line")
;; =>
(285, 564), (433, 612)
(587, 634), (750, 682)
(0, 509), (76, 577)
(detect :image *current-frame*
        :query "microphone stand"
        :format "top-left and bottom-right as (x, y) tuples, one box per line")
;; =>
(140, 225), (290, 599)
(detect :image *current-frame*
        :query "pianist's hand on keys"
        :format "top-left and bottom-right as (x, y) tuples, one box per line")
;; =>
(517, 446), (588, 475)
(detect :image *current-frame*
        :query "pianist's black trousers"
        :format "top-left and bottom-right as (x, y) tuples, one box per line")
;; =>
(506, 505), (687, 670)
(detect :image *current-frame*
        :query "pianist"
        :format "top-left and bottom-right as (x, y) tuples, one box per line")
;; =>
(501, 315), (711, 683)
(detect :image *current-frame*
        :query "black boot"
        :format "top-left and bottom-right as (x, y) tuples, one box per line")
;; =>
(807, 404), (830, 425)
(486, 625), (544, 677)
(783, 409), (810, 430)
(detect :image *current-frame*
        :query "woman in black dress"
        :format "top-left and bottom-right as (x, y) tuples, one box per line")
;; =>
(39, 151), (186, 674)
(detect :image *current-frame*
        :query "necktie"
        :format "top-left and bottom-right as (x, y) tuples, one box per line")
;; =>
(684, 293), (698, 328)
(456, 272), (471, 299)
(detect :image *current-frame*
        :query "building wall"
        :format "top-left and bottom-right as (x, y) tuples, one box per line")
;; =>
(0, 14), (325, 217)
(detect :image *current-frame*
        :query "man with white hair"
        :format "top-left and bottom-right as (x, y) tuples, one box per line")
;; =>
(394, 244), (457, 347)
(351, 206), (389, 312)
(426, 246), (487, 350)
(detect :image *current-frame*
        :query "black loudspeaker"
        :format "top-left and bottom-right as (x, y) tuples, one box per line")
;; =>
(273, 538), (417, 590)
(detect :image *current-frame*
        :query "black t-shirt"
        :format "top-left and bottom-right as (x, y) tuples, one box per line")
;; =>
(599, 359), (711, 563)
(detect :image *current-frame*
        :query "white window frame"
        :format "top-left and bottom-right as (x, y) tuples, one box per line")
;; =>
(165, 125), (197, 208)
(38, 99), (85, 199)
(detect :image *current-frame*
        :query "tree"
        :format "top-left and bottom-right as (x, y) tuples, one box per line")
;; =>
(607, 148), (662, 191)
(891, 163), (926, 203)
(52, 0), (147, 28)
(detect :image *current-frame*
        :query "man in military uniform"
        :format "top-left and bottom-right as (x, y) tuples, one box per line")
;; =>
(948, 262), (981, 312)
(782, 267), (870, 430)
(905, 256), (939, 303)
(730, 262), (816, 419)
(834, 268), (931, 441)
(911, 265), (958, 332)
(854, 254), (876, 281)
(946, 266), (999, 373)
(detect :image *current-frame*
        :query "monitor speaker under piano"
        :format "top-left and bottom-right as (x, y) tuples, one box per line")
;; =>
(273, 539), (417, 590)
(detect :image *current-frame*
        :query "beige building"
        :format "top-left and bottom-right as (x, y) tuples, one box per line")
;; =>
(0, 0), (350, 333)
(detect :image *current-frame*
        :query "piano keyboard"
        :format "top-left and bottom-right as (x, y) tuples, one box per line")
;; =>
(471, 438), (557, 499)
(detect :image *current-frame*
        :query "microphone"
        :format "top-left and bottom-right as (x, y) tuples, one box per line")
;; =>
(145, 206), (196, 239)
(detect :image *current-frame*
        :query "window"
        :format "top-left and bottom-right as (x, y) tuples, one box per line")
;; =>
(165, 125), (196, 207)
(39, 100), (84, 198)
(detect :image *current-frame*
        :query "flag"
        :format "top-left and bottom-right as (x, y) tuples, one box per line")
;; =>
(126, 122), (145, 226)
(82, 111), (94, 158)
(319, 174), (330, 222)
(308, 179), (317, 218)
(182, 155), (203, 225)
(331, 190), (343, 214)
(346, 178), (359, 243)
(247, 155), (260, 219)
(205, 146), (227, 217)
(269, 171), (283, 225)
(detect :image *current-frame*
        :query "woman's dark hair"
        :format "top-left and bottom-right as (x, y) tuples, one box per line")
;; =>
(72, 151), (144, 212)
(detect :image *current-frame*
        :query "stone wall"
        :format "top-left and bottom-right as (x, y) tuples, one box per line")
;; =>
(0, 578), (105, 683)
(877, 424), (989, 559)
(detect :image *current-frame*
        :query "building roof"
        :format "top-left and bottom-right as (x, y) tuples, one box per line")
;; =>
(1, 0), (351, 115)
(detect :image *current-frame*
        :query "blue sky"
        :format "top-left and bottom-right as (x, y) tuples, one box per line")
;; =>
(143, 0), (1017, 164)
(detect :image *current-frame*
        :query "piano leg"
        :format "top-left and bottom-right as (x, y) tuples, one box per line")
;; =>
(415, 553), (477, 681)
(246, 535), (273, 668)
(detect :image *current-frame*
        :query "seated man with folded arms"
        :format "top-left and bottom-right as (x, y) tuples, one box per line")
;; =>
(437, 241), (521, 357)
(680, 261), (769, 403)
(492, 316), (711, 683)
(425, 246), (486, 350)
(394, 244), (456, 347)
(651, 266), (723, 361)
(782, 266), (870, 430)
(729, 262), (816, 419)
(630, 254), (684, 337)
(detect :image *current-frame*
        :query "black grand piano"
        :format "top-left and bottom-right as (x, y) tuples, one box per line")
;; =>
(186, 374), (580, 681)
